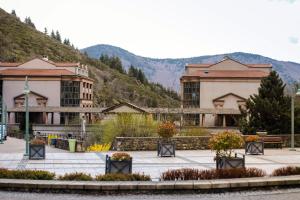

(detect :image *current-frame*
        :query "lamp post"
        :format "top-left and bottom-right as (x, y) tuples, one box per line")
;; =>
(291, 88), (300, 151)
(23, 77), (30, 156)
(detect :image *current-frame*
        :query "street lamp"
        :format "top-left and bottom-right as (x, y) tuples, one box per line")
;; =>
(23, 76), (30, 156)
(291, 88), (300, 151)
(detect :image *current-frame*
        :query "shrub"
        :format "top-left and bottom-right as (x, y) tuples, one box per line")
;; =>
(0, 169), (55, 180)
(179, 128), (209, 136)
(157, 121), (177, 139)
(87, 143), (111, 152)
(58, 172), (93, 181)
(272, 166), (300, 176)
(30, 138), (45, 145)
(95, 173), (151, 181)
(245, 135), (260, 142)
(101, 114), (158, 144)
(208, 131), (244, 157)
(111, 152), (131, 161)
(161, 168), (266, 181)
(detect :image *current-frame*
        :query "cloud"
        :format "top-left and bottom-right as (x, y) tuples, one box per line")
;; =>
(289, 36), (299, 44)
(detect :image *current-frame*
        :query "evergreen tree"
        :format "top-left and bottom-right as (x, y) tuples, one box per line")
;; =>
(55, 30), (61, 42)
(44, 27), (48, 35)
(63, 38), (70, 45)
(11, 10), (16, 16)
(50, 30), (56, 39)
(240, 71), (290, 134)
(24, 17), (35, 29)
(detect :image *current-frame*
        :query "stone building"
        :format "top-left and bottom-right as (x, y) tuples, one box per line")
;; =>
(0, 57), (94, 125)
(180, 57), (272, 127)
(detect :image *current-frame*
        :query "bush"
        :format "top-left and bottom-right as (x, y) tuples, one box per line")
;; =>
(101, 114), (158, 144)
(245, 135), (260, 142)
(111, 152), (131, 161)
(161, 168), (266, 181)
(272, 166), (300, 176)
(179, 128), (209, 136)
(157, 121), (177, 139)
(30, 138), (46, 145)
(0, 169), (55, 180)
(58, 172), (93, 181)
(95, 173), (151, 181)
(208, 131), (244, 157)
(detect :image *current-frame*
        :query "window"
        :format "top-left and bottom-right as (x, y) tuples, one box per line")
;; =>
(61, 81), (80, 107)
(183, 82), (200, 108)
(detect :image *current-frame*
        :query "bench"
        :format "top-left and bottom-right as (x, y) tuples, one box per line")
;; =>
(262, 136), (283, 148)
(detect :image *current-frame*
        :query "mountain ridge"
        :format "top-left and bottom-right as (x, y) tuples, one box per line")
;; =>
(82, 44), (300, 91)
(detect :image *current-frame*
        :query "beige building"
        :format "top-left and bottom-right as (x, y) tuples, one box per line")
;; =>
(180, 57), (272, 127)
(0, 57), (94, 125)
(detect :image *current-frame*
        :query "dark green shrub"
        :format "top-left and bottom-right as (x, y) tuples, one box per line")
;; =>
(0, 168), (55, 180)
(58, 172), (93, 181)
(161, 168), (266, 181)
(95, 173), (151, 181)
(272, 166), (300, 176)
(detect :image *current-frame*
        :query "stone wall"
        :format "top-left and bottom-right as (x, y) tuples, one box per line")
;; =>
(113, 134), (300, 151)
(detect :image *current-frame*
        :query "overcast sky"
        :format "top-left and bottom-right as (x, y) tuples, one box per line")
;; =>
(1, 0), (300, 62)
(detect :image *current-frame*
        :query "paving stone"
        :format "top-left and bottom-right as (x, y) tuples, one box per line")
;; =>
(193, 180), (212, 189)
(174, 181), (194, 189)
(156, 181), (175, 190)
(210, 179), (230, 189)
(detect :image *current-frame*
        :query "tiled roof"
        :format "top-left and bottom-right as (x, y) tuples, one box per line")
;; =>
(0, 62), (22, 67)
(181, 70), (269, 79)
(0, 69), (75, 76)
(186, 63), (272, 68)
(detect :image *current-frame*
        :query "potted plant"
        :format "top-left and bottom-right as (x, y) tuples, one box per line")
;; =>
(245, 135), (264, 155)
(105, 152), (132, 174)
(209, 131), (245, 169)
(29, 138), (46, 160)
(157, 121), (176, 157)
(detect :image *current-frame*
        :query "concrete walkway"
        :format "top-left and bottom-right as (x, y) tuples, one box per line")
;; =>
(1, 137), (300, 180)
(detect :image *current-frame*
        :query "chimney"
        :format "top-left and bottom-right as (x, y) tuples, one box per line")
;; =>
(42, 55), (48, 61)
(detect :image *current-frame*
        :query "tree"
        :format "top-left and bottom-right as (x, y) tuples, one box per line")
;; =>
(63, 38), (70, 45)
(11, 10), (16, 16)
(50, 30), (56, 39)
(240, 71), (290, 134)
(24, 17), (35, 29)
(44, 27), (48, 35)
(55, 30), (61, 42)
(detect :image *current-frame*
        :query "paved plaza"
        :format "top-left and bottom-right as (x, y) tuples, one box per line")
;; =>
(1, 137), (300, 180)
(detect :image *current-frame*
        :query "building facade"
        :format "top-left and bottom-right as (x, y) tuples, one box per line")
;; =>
(0, 57), (94, 125)
(180, 57), (272, 127)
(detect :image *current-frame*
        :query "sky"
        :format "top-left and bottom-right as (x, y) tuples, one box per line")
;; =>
(0, 0), (300, 62)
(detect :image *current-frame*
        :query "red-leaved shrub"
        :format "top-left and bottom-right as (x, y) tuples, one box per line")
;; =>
(272, 166), (300, 176)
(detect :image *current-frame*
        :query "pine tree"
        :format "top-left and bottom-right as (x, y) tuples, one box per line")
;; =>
(44, 27), (48, 35)
(24, 17), (35, 29)
(11, 10), (16, 16)
(63, 38), (70, 45)
(55, 30), (61, 42)
(240, 71), (290, 134)
(50, 30), (56, 39)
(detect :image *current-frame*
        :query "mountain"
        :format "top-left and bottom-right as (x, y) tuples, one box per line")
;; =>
(0, 8), (179, 107)
(82, 44), (300, 91)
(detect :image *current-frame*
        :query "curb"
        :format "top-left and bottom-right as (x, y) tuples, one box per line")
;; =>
(0, 176), (300, 193)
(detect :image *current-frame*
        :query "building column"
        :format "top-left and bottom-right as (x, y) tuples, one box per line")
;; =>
(7, 112), (11, 124)
(222, 115), (226, 127)
(43, 112), (48, 124)
(201, 114), (205, 127)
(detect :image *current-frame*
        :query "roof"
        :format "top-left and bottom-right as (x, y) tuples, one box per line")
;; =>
(186, 57), (272, 68)
(102, 102), (148, 114)
(14, 91), (48, 100)
(0, 58), (80, 68)
(181, 70), (269, 79)
(0, 69), (75, 76)
(213, 93), (246, 102)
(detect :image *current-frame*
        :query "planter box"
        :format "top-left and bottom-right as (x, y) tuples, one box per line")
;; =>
(216, 154), (245, 169)
(245, 141), (264, 155)
(157, 141), (175, 157)
(105, 155), (132, 174)
(29, 144), (45, 160)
